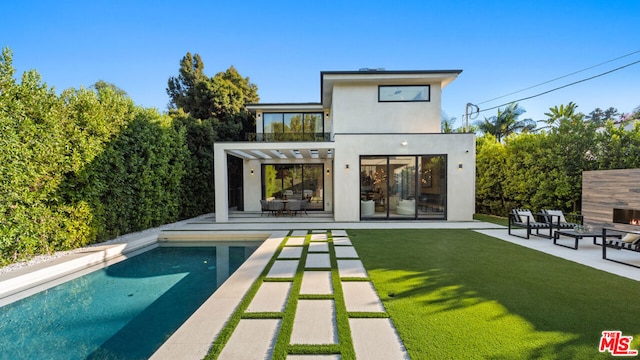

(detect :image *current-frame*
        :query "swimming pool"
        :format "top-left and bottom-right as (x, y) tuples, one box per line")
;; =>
(0, 244), (259, 359)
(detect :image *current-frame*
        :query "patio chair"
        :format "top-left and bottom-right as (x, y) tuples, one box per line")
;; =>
(260, 200), (269, 217)
(541, 209), (584, 231)
(300, 198), (310, 215)
(287, 200), (302, 216)
(268, 201), (284, 217)
(508, 208), (553, 239)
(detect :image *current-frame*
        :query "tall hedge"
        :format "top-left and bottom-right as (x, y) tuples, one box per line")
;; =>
(0, 48), (189, 265)
(476, 113), (640, 216)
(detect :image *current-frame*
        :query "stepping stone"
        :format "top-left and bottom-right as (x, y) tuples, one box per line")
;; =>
(332, 237), (352, 246)
(337, 260), (368, 278)
(331, 230), (348, 236)
(349, 318), (409, 359)
(279, 247), (303, 259)
(267, 260), (299, 278)
(342, 282), (385, 312)
(334, 246), (358, 258)
(312, 230), (327, 233)
(306, 253), (331, 268)
(218, 319), (281, 359)
(291, 230), (308, 237)
(288, 356), (341, 360)
(308, 242), (329, 252)
(246, 282), (292, 313)
(310, 233), (328, 241)
(286, 237), (305, 246)
(290, 300), (337, 345)
(300, 271), (333, 295)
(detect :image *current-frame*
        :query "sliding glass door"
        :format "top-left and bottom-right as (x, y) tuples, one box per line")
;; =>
(262, 164), (324, 210)
(360, 155), (446, 220)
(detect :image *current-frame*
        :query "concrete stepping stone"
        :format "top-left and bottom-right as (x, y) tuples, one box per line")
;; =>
(349, 318), (409, 359)
(288, 356), (341, 360)
(300, 271), (333, 295)
(306, 253), (331, 268)
(218, 319), (281, 359)
(337, 260), (368, 278)
(290, 300), (337, 345)
(331, 230), (348, 237)
(291, 230), (308, 236)
(246, 282), (292, 313)
(332, 237), (352, 246)
(341, 282), (385, 312)
(267, 260), (299, 278)
(279, 246), (303, 259)
(312, 230), (327, 233)
(308, 242), (329, 252)
(310, 233), (328, 241)
(286, 237), (306, 246)
(334, 246), (358, 258)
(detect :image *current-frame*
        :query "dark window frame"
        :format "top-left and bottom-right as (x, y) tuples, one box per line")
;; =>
(378, 85), (431, 102)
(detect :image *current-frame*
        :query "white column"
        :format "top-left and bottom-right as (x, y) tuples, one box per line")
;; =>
(214, 144), (229, 222)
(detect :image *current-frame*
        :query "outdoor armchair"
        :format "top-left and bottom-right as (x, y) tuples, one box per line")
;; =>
(508, 209), (554, 239)
(541, 209), (584, 231)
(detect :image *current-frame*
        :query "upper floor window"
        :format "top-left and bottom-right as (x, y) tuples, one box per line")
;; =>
(378, 85), (430, 102)
(261, 112), (326, 141)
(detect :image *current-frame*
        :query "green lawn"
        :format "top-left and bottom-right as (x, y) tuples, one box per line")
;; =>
(351, 229), (640, 360)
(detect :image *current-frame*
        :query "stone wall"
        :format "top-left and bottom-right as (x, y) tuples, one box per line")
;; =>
(582, 169), (640, 231)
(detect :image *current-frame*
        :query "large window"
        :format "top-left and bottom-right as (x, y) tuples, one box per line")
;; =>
(262, 164), (324, 210)
(360, 155), (446, 219)
(378, 85), (430, 102)
(262, 112), (324, 141)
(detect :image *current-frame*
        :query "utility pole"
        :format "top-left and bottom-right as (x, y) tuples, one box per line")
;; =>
(465, 103), (479, 132)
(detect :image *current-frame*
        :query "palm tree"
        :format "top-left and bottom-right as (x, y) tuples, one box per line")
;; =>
(543, 102), (582, 128)
(476, 103), (536, 141)
(441, 112), (457, 133)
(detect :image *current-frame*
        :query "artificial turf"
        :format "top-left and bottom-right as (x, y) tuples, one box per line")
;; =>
(350, 229), (640, 360)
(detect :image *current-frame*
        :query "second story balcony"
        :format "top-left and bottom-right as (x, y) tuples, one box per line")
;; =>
(247, 132), (332, 142)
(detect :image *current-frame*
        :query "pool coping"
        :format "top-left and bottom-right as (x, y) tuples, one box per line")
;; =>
(151, 230), (288, 359)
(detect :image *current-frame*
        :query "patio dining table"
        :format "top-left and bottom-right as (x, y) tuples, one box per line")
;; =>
(270, 199), (302, 216)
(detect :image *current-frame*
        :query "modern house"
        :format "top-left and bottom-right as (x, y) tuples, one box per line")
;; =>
(213, 69), (475, 222)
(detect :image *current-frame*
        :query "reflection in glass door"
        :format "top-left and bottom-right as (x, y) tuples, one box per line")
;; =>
(262, 164), (324, 210)
(360, 155), (446, 220)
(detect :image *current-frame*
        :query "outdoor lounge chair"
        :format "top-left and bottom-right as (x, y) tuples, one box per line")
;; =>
(541, 209), (584, 230)
(508, 208), (554, 239)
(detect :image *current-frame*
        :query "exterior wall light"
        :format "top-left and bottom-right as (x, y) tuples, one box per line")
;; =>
(401, 141), (408, 146)
(458, 163), (463, 170)
(345, 163), (350, 170)
(251, 168), (254, 175)
(326, 168), (330, 175)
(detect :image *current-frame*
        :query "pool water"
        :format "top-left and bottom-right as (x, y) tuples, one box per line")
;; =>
(0, 245), (257, 359)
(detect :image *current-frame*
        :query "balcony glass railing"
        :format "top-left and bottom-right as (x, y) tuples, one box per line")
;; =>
(247, 132), (332, 142)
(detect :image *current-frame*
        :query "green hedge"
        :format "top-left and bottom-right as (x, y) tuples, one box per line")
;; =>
(0, 48), (191, 265)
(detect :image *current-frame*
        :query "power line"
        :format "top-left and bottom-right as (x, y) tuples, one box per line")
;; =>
(476, 49), (640, 106)
(478, 58), (640, 114)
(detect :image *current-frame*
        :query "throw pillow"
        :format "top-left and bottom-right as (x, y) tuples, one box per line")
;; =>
(545, 210), (566, 223)
(621, 232), (640, 243)
(517, 210), (535, 223)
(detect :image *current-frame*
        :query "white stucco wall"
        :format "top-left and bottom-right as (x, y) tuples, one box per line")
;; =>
(331, 83), (442, 134)
(332, 133), (476, 222)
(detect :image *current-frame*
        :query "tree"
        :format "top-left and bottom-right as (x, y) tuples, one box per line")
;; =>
(476, 103), (536, 142)
(166, 53), (259, 120)
(585, 107), (619, 125)
(542, 102), (582, 128)
(441, 112), (457, 133)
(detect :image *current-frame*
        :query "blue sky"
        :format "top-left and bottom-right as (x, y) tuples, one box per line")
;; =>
(3, 0), (640, 128)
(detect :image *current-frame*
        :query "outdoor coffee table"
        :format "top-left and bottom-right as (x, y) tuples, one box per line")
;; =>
(553, 230), (621, 250)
